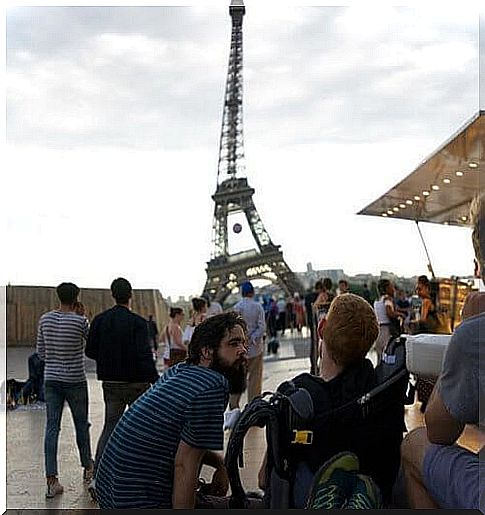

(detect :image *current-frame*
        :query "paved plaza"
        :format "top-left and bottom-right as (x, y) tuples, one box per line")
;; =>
(8, 331), (483, 510)
(6, 334), (311, 509)
(6, 337), (485, 510)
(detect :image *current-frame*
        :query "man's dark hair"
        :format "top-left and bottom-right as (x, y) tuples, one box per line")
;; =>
(323, 277), (333, 291)
(201, 292), (212, 307)
(170, 307), (183, 318)
(111, 277), (132, 304)
(241, 281), (254, 297)
(191, 297), (207, 312)
(187, 311), (247, 365)
(377, 278), (391, 295)
(339, 279), (348, 286)
(56, 282), (80, 305)
(315, 279), (324, 291)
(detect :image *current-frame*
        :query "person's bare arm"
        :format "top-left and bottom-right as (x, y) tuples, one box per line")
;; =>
(425, 384), (464, 445)
(182, 324), (194, 348)
(172, 440), (205, 509)
(313, 292), (327, 311)
(385, 304), (396, 319)
(384, 297), (400, 319)
(421, 298), (431, 321)
(258, 451), (268, 490)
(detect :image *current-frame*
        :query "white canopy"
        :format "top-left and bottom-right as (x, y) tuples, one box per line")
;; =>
(358, 111), (483, 228)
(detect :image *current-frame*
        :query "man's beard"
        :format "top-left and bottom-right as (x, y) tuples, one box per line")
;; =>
(210, 352), (247, 395)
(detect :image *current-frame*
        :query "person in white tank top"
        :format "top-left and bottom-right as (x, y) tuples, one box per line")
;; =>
(373, 279), (403, 362)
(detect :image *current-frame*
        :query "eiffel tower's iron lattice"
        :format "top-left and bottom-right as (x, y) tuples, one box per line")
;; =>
(203, 0), (303, 303)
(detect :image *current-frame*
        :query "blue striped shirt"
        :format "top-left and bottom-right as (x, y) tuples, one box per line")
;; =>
(36, 310), (89, 383)
(95, 363), (229, 509)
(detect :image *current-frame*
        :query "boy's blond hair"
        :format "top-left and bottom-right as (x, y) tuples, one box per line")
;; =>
(323, 293), (378, 368)
(470, 192), (485, 281)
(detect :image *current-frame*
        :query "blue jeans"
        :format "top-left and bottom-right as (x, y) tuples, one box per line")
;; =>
(44, 380), (93, 476)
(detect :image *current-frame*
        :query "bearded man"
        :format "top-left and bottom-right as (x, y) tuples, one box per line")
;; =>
(95, 312), (248, 509)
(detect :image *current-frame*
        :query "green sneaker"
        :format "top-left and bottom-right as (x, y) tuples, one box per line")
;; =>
(306, 452), (360, 509)
(344, 473), (382, 509)
(307, 479), (347, 509)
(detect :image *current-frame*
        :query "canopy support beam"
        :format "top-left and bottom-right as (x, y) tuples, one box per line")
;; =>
(415, 220), (436, 279)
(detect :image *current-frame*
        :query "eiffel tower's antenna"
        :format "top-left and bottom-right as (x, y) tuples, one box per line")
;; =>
(216, 0), (246, 184)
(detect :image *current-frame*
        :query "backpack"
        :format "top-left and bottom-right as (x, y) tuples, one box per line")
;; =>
(225, 385), (313, 508)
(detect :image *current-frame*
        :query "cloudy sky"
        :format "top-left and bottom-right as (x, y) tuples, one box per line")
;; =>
(4, 2), (483, 298)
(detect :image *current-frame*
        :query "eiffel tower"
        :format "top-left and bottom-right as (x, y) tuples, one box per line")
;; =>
(203, 0), (303, 303)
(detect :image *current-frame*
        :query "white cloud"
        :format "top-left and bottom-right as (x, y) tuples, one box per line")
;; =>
(95, 33), (168, 62)
(4, 5), (481, 297)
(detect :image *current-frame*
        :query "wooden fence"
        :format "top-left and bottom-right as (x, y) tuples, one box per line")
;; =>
(6, 285), (169, 346)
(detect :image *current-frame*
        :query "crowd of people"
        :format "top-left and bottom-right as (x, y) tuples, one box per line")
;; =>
(32, 193), (484, 510)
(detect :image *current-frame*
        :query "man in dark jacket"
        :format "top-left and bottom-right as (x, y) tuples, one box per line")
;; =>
(85, 277), (159, 480)
(304, 280), (323, 374)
